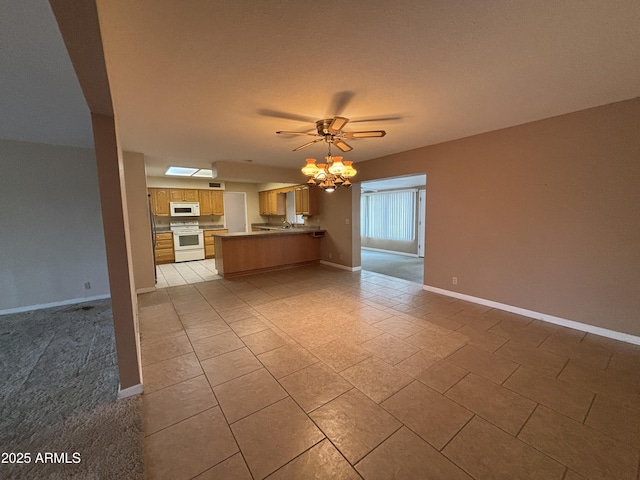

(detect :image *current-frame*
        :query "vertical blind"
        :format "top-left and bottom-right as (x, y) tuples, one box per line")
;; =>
(361, 190), (416, 241)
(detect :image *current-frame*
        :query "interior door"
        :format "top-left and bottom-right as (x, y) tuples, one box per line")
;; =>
(223, 191), (247, 233)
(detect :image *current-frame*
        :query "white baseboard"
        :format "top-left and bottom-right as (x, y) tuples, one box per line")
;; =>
(423, 284), (640, 346)
(0, 294), (112, 316)
(118, 383), (143, 399)
(320, 260), (362, 272)
(136, 286), (156, 294)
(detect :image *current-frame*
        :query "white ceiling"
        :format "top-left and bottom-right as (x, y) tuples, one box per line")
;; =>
(2, 1), (640, 182)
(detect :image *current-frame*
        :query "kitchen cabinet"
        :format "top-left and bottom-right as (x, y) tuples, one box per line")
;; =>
(203, 229), (228, 258)
(259, 190), (286, 215)
(295, 186), (319, 216)
(170, 189), (199, 202)
(154, 232), (175, 264)
(149, 188), (171, 216)
(199, 190), (224, 216)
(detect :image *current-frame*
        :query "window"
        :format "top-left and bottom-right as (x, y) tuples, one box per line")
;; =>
(361, 190), (416, 241)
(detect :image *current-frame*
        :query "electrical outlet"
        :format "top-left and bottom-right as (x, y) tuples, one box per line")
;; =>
(84, 282), (91, 290)
(452, 277), (458, 285)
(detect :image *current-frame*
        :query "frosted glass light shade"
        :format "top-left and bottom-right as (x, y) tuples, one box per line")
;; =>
(314, 164), (327, 181)
(327, 156), (345, 175)
(342, 161), (357, 178)
(301, 158), (318, 176)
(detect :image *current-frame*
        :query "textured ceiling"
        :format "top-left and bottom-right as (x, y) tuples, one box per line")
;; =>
(2, 1), (639, 182)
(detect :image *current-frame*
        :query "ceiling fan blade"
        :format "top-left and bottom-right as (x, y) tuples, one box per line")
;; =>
(293, 138), (324, 151)
(276, 131), (320, 136)
(328, 116), (349, 133)
(333, 139), (353, 152)
(341, 130), (386, 139)
(257, 108), (316, 123)
(350, 115), (403, 123)
(328, 91), (355, 117)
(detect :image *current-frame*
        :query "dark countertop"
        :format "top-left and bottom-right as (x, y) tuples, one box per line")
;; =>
(251, 224), (321, 232)
(215, 229), (325, 238)
(155, 225), (224, 233)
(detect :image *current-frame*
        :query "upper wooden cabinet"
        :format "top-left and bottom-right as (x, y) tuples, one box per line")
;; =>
(259, 190), (285, 216)
(295, 186), (319, 216)
(170, 189), (199, 202)
(199, 190), (224, 216)
(149, 188), (171, 216)
(149, 188), (224, 216)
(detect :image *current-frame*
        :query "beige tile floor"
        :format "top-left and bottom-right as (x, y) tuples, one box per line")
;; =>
(138, 265), (640, 480)
(156, 259), (221, 288)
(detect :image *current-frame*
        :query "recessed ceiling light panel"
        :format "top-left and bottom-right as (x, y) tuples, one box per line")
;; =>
(165, 166), (198, 176)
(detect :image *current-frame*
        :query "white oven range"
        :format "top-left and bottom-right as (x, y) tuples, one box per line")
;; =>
(170, 220), (205, 262)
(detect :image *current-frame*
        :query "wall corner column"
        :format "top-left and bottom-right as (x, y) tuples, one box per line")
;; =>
(92, 113), (142, 392)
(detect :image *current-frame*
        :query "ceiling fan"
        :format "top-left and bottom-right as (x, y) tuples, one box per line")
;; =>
(276, 116), (386, 152)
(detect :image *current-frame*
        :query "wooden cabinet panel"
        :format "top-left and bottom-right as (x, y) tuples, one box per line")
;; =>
(295, 186), (319, 216)
(154, 232), (174, 264)
(169, 189), (184, 201)
(198, 190), (224, 216)
(203, 229), (228, 258)
(169, 189), (199, 202)
(149, 188), (171, 216)
(199, 190), (213, 216)
(183, 189), (199, 202)
(214, 232), (322, 278)
(211, 191), (224, 215)
(259, 190), (286, 215)
(259, 191), (268, 215)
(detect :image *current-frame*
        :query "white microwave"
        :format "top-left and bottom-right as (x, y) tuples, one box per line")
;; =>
(170, 202), (200, 217)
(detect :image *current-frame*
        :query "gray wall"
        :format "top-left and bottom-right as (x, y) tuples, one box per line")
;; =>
(0, 138), (110, 312)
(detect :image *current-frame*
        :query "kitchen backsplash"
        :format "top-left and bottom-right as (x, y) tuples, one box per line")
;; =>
(154, 214), (222, 229)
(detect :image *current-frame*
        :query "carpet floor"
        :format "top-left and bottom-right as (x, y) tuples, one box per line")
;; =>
(360, 248), (424, 284)
(0, 299), (143, 479)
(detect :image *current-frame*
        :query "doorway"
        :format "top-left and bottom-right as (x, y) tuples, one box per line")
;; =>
(359, 174), (426, 284)
(223, 191), (248, 233)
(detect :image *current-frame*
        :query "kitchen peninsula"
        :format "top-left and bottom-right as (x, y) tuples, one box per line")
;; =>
(214, 229), (325, 278)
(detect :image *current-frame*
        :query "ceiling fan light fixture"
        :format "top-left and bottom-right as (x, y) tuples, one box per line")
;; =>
(301, 149), (356, 193)
(276, 115), (386, 151)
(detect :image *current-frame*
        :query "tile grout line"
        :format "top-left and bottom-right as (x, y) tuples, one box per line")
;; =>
(138, 267), (640, 479)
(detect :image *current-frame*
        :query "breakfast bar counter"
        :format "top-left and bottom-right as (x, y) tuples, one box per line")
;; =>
(213, 229), (325, 278)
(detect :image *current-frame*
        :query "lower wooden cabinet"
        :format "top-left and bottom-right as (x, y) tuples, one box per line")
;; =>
(204, 229), (228, 258)
(154, 232), (175, 264)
